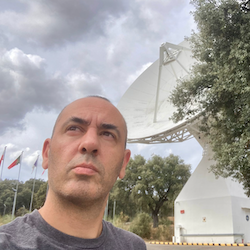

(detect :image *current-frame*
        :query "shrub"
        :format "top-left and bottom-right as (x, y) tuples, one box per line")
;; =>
(16, 207), (29, 217)
(0, 214), (12, 226)
(150, 225), (172, 241)
(116, 212), (130, 223)
(159, 217), (172, 227)
(110, 212), (130, 232)
(130, 213), (151, 239)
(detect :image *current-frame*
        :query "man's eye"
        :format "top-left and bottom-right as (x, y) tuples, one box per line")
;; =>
(102, 131), (114, 138)
(67, 126), (79, 131)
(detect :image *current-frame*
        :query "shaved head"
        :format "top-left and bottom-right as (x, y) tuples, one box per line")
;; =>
(52, 96), (128, 147)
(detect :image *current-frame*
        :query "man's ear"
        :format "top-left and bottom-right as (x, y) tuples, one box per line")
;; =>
(118, 149), (131, 179)
(42, 138), (51, 170)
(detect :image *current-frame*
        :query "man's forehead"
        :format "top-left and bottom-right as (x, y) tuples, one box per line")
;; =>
(51, 97), (128, 145)
(62, 98), (118, 118)
(56, 97), (125, 128)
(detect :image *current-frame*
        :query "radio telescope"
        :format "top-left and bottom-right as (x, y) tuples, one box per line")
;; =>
(117, 40), (250, 244)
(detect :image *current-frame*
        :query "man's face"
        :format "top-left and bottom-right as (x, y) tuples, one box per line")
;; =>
(42, 97), (130, 205)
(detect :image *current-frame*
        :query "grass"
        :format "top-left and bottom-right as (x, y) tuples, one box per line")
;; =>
(110, 214), (173, 241)
(0, 214), (13, 226)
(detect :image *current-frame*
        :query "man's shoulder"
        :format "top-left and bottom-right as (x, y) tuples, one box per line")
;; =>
(0, 212), (31, 233)
(0, 211), (39, 249)
(104, 221), (146, 250)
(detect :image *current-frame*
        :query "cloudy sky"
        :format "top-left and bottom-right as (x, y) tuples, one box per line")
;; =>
(0, 0), (202, 182)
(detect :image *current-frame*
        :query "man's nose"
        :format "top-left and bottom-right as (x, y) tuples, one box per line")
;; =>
(78, 128), (99, 155)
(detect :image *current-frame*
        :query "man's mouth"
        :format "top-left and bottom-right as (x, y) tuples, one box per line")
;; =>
(72, 163), (98, 176)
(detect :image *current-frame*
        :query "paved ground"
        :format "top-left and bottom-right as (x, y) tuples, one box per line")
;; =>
(146, 243), (250, 250)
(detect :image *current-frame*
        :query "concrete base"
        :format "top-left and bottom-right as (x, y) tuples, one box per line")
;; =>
(174, 140), (250, 244)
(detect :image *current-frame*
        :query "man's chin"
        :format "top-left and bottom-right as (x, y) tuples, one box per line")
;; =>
(59, 187), (106, 207)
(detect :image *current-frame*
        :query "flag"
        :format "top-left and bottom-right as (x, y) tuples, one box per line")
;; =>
(8, 155), (21, 169)
(0, 147), (6, 165)
(41, 169), (46, 176)
(31, 157), (38, 174)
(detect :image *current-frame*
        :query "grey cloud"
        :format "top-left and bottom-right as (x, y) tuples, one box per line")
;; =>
(0, 47), (111, 135)
(66, 71), (106, 99)
(0, 48), (70, 134)
(0, 0), (195, 136)
(0, 0), (131, 48)
(137, 1), (191, 41)
(0, 0), (28, 13)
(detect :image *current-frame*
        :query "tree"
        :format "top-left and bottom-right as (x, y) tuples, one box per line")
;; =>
(110, 155), (146, 219)
(23, 179), (46, 194)
(16, 188), (31, 212)
(170, 0), (250, 196)
(33, 181), (48, 209)
(113, 154), (191, 228)
(0, 179), (47, 215)
(0, 180), (18, 215)
(241, 0), (250, 12)
(23, 178), (46, 211)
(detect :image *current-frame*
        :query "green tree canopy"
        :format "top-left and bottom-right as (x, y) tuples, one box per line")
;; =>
(110, 155), (146, 218)
(0, 179), (47, 216)
(33, 181), (48, 209)
(112, 154), (191, 227)
(170, 0), (250, 196)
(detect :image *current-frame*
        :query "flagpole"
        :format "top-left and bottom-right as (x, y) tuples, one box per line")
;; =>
(29, 155), (39, 212)
(0, 146), (7, 181)
(11, 151), (23, 220)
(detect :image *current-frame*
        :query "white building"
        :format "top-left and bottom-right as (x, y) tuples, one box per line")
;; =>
(174, 131), (250, 244)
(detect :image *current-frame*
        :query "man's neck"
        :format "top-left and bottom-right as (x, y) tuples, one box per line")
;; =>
(39, 191), (107, 239)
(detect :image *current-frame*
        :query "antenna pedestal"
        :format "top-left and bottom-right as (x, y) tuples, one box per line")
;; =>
(174, 127), (250, 244)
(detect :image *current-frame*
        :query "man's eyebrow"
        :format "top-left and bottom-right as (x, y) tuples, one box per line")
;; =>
(100, 123), (121, 138)
(62, 117), (121, 137)
(63, 117), (89, 127)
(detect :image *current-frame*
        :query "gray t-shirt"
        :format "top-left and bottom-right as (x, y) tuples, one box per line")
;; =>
(0, 210), (146, 250)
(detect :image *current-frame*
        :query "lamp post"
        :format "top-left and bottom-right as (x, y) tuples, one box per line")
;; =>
(113, 200), (116, 222)
(3, 204), (6, 216)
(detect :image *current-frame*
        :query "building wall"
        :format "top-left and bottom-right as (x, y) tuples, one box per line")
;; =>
(231, 196), (250, 243)
(174, 142), (250, 244)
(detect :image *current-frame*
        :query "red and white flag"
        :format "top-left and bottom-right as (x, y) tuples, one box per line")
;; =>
(41, 169), (46, 176)
(8, 155), (21, 169)
(0, 147), (6, 166)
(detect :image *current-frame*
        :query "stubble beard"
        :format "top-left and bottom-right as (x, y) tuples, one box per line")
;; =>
(48, 153), (124, 209)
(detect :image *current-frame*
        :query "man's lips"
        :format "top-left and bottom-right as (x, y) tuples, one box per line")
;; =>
(72, 163), (99, 176)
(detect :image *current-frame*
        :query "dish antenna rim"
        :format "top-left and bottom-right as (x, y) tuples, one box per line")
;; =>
(117, 40), (198, 143)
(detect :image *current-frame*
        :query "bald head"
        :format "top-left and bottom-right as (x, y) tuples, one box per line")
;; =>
(52, 96), (128, 147)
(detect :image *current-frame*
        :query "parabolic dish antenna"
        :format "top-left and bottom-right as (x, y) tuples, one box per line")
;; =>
(118, 40), (250, 244)
(117, 40), (197, 144)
